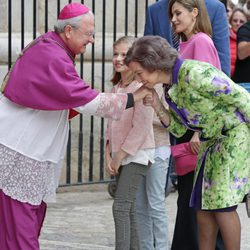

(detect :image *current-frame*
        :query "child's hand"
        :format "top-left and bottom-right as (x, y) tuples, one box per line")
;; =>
(105, 154), (115, 176)
(111, 157), (122, 176)
(105, 141), (116, 176)
(111, 150), (127, 175)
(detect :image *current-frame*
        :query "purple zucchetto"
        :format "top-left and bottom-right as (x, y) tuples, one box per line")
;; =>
(58, 2), (90, 20)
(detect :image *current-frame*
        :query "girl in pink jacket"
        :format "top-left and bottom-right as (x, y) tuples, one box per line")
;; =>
(105, 36), (155, 250)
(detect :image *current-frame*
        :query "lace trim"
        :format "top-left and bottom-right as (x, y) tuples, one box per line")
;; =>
(0, 144), (61, 205)
(95, 93), (127, 120)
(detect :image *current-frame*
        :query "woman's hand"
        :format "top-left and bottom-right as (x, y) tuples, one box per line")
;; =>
(111, 157), (122, 176)
(133, 86), (152, 102)
(190, 132), (201, 154)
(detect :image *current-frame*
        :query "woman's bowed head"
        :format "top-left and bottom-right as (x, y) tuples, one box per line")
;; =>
(125, 35), (179, 89)
(125, 35), (177, 127)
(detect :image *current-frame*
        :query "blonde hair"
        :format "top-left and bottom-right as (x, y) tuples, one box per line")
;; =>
(229, 7), (247, 26)
(168, 0), (212, 41)
(111, 36), (136, 85)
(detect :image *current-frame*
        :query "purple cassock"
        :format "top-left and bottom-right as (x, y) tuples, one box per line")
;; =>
(2, 31), (98, 110)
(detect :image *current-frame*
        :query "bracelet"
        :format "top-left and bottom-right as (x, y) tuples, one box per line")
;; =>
(156, 105), (170, 128)
(156, 105), (165, 120)
(156, 109), (165, 120)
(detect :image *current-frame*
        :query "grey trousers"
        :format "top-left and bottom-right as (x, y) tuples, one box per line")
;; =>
(113, 162), (150, 250)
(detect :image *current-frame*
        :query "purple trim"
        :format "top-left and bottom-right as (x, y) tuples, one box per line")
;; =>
(189, 148), (209, 208)
(189, 145), (238, 211)
(165, 98), (201, 132)
(172, 57), (184, 83)
(164, 57), (201, 132)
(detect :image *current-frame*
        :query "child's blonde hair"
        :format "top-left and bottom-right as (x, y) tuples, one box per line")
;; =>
(111, 36), (136, 85)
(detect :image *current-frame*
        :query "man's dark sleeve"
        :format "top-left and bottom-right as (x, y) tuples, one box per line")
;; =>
(125, 93), (134, 109)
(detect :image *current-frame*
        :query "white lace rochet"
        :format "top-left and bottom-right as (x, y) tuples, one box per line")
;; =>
(0, 144), (62, 205)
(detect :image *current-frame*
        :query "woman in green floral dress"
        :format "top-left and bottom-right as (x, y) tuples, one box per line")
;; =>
(125, 36), (250, 250)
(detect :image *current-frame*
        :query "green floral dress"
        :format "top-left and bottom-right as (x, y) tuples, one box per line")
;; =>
(167, 59), (250, 209)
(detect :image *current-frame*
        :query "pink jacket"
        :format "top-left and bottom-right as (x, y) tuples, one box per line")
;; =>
(106, 81), (155, 156)
(180, 32), (221, 70)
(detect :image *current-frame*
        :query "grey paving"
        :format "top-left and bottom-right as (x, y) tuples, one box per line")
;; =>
(40, 184), (250, 250)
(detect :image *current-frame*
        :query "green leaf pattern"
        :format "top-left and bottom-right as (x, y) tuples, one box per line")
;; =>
(167, 60), (250, 209)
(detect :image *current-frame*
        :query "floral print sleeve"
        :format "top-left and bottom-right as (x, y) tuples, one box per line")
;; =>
(168, 108), (187, 137)
(96, 93), (128, 120)
(75, 93), (128, 120)
(182, 61), (250, 126)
